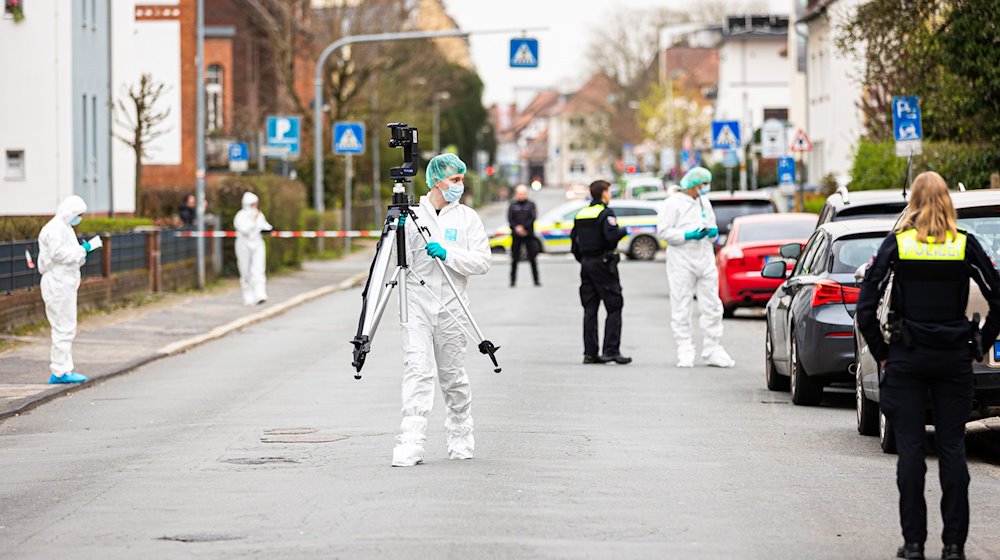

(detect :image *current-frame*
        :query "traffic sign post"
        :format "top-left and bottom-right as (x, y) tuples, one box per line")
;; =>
(711, 120), (742, 150)
(892, 95), (922, 157)
(723, 149), (739, 191)
(266, 116), (301, 160)
(510, 38), (539, 68)
(228, 142), (249, 173)
(334, 122), (365, 253)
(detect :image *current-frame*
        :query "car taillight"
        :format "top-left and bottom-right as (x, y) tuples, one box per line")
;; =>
(812, 280), (859, 307)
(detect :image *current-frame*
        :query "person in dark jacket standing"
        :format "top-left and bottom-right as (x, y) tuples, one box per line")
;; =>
(571, 180), (631, 365)
(179, 194), (197, 227)
(856, 172), (1000, 560)
(508, 184), (540, 287)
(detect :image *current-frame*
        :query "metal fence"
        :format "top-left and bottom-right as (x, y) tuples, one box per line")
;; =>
(161, 228), (198, 264)
(0, 239), (41, 294)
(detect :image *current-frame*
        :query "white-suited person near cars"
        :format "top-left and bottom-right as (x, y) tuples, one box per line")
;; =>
(37, 195), (103, 384)
(233, 192), (273, 306)
(657, 166), (735, 368)
(856, 172), (1000, 560)
(391, 153), (491, 467)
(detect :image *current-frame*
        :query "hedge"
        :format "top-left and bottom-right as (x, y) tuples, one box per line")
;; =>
(0, 216), (153, 242)
(850, 140), (999, 190)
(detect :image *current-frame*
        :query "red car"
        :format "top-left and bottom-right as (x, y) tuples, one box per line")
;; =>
(717, 213), (818, 317)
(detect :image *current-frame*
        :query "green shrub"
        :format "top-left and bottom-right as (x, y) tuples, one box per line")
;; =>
(140, 185), (193, 219)
(209, 175), (308, 273)
(0, 216), (152, 242)
(78, 217), (153, 234)
(850, 140), (999, 190)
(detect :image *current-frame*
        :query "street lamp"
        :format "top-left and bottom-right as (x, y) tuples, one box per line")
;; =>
(432, 91), (451, 155)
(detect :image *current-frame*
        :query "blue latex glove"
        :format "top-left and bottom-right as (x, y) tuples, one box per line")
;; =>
(683, 229), (706, 240)
(425, 241), (447, 261)
(706, 227), (719, 238)
(82, 241), (92, 252)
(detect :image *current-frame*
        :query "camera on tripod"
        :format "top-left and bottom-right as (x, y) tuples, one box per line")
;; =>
(387, 122), (418, 181)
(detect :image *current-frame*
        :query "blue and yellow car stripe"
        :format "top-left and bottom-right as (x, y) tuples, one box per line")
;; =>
(489, 217), (664, 253)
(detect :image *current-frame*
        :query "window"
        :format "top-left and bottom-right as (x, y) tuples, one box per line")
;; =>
(81, 94), (89, 183)
(793, 232), (821, 277)
(569, 160), (586, 173)
(763, 108), (788, 121)
(206, 64), (224, 133)
(569, 117), (585, 128)
(5, 150), (25, 179)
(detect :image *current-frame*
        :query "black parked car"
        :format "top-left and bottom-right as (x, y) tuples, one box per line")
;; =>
(854, 190), (1000, 453)
(762, 219), (895, 405)
(816, 188), (909, 225)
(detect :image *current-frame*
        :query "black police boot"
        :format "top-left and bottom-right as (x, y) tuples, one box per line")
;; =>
(896, 542), (924, 559)
(941, 544), (965, 560)
(583, 355), (608, 364)
(602, 354), (632, 365)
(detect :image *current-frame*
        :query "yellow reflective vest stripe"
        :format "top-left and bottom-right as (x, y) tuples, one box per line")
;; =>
(575, 204), (605, 220)
(895, 228), (966, 261)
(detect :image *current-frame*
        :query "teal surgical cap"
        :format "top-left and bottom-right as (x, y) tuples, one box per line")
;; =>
(680, 166), (712, 190)
(425, 153), (467, 189)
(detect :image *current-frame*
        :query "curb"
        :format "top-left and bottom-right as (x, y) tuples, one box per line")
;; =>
(0, 271), (368, 422)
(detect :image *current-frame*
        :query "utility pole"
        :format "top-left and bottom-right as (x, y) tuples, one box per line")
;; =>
(194, 0), (206, 288)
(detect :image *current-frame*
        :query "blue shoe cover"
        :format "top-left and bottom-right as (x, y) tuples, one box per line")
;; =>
(49, 372), (88, 384)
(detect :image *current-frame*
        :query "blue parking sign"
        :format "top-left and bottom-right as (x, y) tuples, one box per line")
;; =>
(266, 115), (301, 157)
(778, 156), (796, 185)
(892, 96), (922, 142)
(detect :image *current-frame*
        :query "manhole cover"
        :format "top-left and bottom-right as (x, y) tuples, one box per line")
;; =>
(260, 433), (349, 444)
(159, 533), (243, 543)
(222, 457), (299, 465)
(263, 428), (317, 436)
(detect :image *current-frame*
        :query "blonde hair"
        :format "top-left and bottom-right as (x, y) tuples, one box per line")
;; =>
(897, 171), (957, 242)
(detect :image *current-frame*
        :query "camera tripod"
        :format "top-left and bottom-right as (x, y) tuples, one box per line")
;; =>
(349, 123), (501, 379)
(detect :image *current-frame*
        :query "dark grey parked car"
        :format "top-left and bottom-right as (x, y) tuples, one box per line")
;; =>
(762, 219), (894, 405)
(854, 190), (1000, 453)
(816, 188), (909, 226)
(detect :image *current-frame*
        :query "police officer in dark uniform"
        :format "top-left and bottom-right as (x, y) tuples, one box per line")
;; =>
(571, 180), (632, 365)
(508, 184), (541, 287)
(857, 172), (1000, 560)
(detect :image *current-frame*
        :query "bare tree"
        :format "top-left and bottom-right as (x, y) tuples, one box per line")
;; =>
(114, 74), (171, 216)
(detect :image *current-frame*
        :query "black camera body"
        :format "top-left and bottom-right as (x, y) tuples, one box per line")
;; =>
(387, 122), (418, 182)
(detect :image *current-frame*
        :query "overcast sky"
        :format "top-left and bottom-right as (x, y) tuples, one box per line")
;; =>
(441, 0), (790, 107)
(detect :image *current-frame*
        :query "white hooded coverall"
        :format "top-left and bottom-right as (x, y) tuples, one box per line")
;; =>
(37, 196), (88, 376)
(233, 192), (273, 305)
(398, 195), (491, 458)
(658, 192), (726, 357)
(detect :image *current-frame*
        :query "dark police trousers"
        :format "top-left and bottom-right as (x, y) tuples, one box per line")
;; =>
(510, 234), (539, 285)
(880, 366), (973, 545)
(579, 255), (623, 357)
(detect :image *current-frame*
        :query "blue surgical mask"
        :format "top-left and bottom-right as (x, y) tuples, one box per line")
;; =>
(699, 185), (711, 196)
(70, 216), (82, 226)
(442, 182), (465, 203)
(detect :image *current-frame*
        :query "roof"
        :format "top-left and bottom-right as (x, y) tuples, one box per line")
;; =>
(825, 189), (909, 208)
(663, 47), (719, 92)
(819, 218), (896, 239)
(562, 74), (615, 115)
(800, 0), (838, 24)
(950, 189), (1000, 209)
(505, 90), (561, 137)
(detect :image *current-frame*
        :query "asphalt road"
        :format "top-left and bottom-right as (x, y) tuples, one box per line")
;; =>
(2, 190), (1000, 559)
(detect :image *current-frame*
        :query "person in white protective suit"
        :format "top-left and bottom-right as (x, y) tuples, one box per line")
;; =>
(37, 195), (103, 384)
(233, 192), (273, 306)
(392, 153), (491, 467)
(657, 167), (735, 368)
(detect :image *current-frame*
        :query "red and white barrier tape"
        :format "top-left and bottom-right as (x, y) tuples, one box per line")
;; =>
(174, 230), (383, 239)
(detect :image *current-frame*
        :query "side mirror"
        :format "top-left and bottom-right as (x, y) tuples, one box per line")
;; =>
(855, 263), (868, 282)
(761, 261), (788, 279)
(780, 243), (802, 260)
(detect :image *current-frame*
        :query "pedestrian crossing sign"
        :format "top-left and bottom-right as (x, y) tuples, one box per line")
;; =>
(333, 122), (365, 155)
(711, 120), (741, 150)
(510, 38), (539, 68)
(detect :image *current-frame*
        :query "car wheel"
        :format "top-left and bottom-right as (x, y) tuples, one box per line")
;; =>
(856, 363), (879, 436)
(723, 305), (736, 319)
(628, 235), (658, 261)
(879, 408), (897, 454)
(765, 319), (789, 392)
(789, 327), (823, 406)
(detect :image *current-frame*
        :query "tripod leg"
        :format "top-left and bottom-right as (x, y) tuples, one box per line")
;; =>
(367, 266), (403, 345)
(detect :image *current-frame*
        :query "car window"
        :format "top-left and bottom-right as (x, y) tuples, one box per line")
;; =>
(712, 200), (777, 233)
(831, 235), (887, 273)
(833, 203), (908, 221)
(734, 220), (817, 243)
(958, 211), (1000, 265)
(810, 236), (830, 274)
(817, 204), (833, 225)
(792, 231), (822, 277)
(614, 207), (637, 217)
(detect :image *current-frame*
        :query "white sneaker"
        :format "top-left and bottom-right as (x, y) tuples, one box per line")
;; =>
(703, 347), (736, 368)
(445, 417), (474, 460)
(391, 415), (427, 467)
(391, 442), (425, 467)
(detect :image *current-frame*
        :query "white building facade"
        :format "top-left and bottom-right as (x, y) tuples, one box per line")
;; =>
(801, 0), (866, 183)
(1, 1), (137, 216)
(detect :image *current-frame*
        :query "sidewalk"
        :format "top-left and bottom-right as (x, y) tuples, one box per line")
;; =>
(0, 245), (375, 420)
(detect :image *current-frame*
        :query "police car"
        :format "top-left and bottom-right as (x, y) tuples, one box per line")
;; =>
(489, 200), (666, 260)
